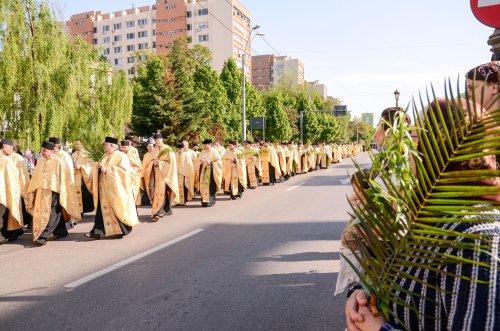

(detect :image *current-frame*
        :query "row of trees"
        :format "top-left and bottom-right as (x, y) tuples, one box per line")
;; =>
(0, 1), (373, 158)
(131, 36), (364, 145)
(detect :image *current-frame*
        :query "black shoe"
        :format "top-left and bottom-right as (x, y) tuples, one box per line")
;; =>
(34, 238), (47, 246)
(84, 233), (100, 240)
(55, 233), (68, 240)
(157, 212), (167, 218)
(0, 238), (8, 245)
(166, 210), (173, 216)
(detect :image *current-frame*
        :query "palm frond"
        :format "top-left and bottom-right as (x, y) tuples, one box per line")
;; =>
(348, 77), (500, 328)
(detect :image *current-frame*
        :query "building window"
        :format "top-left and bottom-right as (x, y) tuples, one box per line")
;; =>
(103, 36), (110, 43)
(138, 19), (148, 26)
(114, 46), (122, 53)
(127, 33), (135, 40)
(127, 44), (135, 52)
(198, 34), (209, 42)
(138, 43), (148, 50)
(186, 11), (192, 18)
(93, 27), (97, 33)
(187, 24), (192, 31)
(166, 5), (176, 10)
(126, 21), (135, 28)
(103, 48), (110, 55)
(127, 57), (135, 64)
(128, 69), (134, 75)
(138, 31), (148, 38)
(113, 23), (121, 30)
(114, 58), (122, 65)
(93, 38), (98, 45)
(152, 42), (156, 48)
(153, 30), (156, 36)
(102, 25), (110, 32)
(114, 35), (122, 42)
(198, 9), (208, 16)
(198, 22), (209, 30)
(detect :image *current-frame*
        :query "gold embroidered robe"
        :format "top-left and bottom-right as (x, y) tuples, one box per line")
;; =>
(176, 149), (196, 204)
(259, 146), (281, 184)
(222, 148), (247, 196)
(27, 156), (81, 240)
(72, 149), (94, 214)
(124, 148), (142, 206)
(87, 150), (139, 236)
(8, 153), (30, 202)
(143, 146), (179, 216)
(243, 147), (261, 188)
(196, 148), (222, 203)
(0, 155), (23, 231)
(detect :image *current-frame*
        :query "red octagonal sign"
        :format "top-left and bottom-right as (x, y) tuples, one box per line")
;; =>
(471, 0), (500, 28)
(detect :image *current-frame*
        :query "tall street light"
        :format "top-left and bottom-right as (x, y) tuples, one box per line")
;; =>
(241, 25), (264, 144)
(394, 89), (400, 108)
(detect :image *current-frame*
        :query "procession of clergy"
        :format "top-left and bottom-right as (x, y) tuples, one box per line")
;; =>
(0, 133), (362, 246)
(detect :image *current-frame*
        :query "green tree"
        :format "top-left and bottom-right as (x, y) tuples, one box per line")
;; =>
(263, 91), (291, 141)
(0, 0), (132, 157)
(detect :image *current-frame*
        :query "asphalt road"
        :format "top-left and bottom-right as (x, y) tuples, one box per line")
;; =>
(0, 152), (372, 331)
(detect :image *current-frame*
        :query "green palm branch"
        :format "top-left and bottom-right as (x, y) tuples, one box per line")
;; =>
(346, 78), (500, 328)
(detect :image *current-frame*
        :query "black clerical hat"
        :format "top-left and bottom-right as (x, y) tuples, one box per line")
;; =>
(202, 139), (212, 145)
(2, 139), (15, 147)
(104, 136), (119, 145)
(176, 142), (184, 149)
(42, 141), (55, 150)
(49, 137), (61, 145)
(121, 140), (131, 146)
(153, 133), (162, 140)
(125, 135), (133, 141)
(228, 140), (237, 146)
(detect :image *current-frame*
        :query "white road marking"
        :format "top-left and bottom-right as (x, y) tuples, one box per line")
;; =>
(339, 177), (351, 185)
(285, 182), (305, 192)
(64, 229), (205, 289)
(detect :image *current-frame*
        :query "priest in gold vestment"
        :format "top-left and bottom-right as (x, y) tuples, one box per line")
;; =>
(27, 141), (80, 246)
(0, 144), (24, 244)
(243, 141), (261, 189)
(222, 141), (247, 200)
(176, 141), (196, 205)
(121, 140), (142, 206)
(85, 137), (139, 239)
(143, 133), (179, 221)
(259, 142), (280, 185)
(275, 143), (288, 183)
(3, 139), (32, 229)
(288, 142), (300, 176)
(72, 140), (94, 215)
(196, 139), (222, 207)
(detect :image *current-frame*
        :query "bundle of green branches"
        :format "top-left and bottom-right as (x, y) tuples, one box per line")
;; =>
(346, 79), (500, 326)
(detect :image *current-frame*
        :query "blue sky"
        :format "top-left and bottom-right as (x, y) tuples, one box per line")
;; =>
(57, 0), (495, 121)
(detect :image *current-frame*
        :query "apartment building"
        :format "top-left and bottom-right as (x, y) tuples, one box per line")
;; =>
(65, 0), (252, 77)
(251, 54), (305, 90)
(306, 81), (328, 100)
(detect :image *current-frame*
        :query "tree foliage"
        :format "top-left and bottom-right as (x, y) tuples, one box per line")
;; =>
(0, 0), (132, 157)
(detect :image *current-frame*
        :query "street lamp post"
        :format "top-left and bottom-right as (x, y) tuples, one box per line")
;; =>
(394, 89), (400, 108)
(241, 25), (263, 144)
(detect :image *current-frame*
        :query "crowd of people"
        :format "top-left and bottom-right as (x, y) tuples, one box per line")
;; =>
(0, 133), (363, 246)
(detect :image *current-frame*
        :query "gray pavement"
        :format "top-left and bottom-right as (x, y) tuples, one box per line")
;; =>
(0, 152), (373, 331)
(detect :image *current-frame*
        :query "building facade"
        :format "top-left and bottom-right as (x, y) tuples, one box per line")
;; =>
(361, 112), (374, 127)
(306, 81), (328, 100)
(251, 54), (304, 90)
(65, 0), (252, 77)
